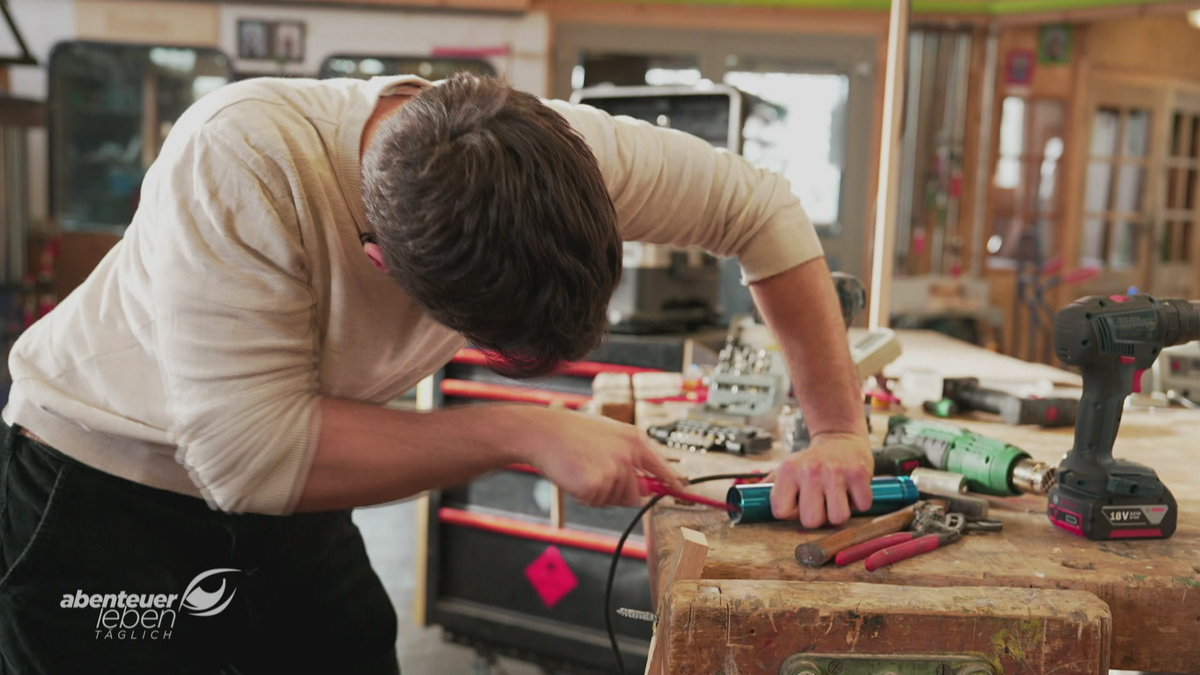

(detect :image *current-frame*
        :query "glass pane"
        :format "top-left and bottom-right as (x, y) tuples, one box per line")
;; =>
(1022, 158), (1041, 214)
(319, 55), (494, 80)
(574, 53), (701, 89)
(1123, 110), (1151, 158)
(1036, 137), (1063, 213)
(1172, 112), (1184, 157)
(1167, 167), (1182, 209)
(999, 97), (1026, 157)
(1029, 100), (1065, 157)
(49, 42), (233, 230)
(995, 156), (1021, 190)
(1114, 166), (1145, 212)
(1110, 221), (1139, 269)
(723, 70), (850, 226)
(1160, 221), (1175, 262)
(1091, 108), (1120, 157)
(1082, 217), (1106, 265)
(1192, 115), (1200, 160)
(1085, 161), (1114, 213)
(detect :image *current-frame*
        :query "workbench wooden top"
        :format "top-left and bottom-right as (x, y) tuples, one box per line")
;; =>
(645, 331), (1200, 673)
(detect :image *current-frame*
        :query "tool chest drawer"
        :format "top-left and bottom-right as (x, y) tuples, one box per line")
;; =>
(426, 495), (652, 674)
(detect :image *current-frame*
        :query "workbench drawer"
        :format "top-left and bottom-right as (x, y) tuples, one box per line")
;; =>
(659, 580), (1113, 675)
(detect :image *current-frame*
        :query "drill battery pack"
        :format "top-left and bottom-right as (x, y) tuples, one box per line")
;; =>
(1048, 483), (1177, 540)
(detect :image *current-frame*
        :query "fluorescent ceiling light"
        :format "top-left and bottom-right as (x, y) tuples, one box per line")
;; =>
(1189, 9), (1200, 29)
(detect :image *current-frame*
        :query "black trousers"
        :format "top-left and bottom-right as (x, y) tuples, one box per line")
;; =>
(0, 424), (399, 675)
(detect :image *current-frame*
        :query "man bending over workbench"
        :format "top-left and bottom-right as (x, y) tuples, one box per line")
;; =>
(0, 74), (873, 674)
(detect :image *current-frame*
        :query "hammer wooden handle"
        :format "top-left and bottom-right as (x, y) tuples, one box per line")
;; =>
(794, 505), (917, 567)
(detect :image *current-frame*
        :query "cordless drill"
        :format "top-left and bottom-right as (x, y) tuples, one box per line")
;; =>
(1048, 294), (1200, 540)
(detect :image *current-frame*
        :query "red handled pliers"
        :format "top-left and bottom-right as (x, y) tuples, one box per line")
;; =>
(835, 513), (968, 570)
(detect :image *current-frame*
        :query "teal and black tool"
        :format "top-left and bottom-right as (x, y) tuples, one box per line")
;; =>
(726, 475), (919, 524)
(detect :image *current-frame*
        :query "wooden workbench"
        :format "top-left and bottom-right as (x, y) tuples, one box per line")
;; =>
(645, 330), (1200, 674)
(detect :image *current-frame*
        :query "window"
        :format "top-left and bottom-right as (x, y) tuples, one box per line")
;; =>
(1080, 107), (1152, 269)
(722, 70), (848, 227)
(989, 97), (1065, 260)
(1161, 110), (1199, 263)
(572, 53), (702, 90)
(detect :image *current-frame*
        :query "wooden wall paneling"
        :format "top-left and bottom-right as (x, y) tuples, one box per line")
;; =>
(54, 232), (121, 301)
(957, 26), (989, 279)
(261, 0), (532, 11)
(1088, 15), (1200, 86)
(541, 1), (889, 37)
(993, 1), (1200, 26)
(1049, 26), (1089, 320)
(75, 1), (221, 46)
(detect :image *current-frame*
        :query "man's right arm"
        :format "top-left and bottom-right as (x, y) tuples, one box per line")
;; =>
(295, 399), (679, 512)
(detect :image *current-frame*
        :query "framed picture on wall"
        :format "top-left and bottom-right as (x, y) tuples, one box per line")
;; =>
(274, 21), (306, 63)
(1005, 49), (1035, 85)
(237, 20), (270, 60)
(1038, 25), (1073, 64)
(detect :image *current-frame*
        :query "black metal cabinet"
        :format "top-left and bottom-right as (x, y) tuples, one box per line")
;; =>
(422, 333), (724, 674)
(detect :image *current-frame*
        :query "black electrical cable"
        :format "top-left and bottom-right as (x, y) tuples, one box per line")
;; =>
(605, 472), (766, 675)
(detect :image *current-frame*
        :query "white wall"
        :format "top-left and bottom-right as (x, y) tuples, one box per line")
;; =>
(5, 0), (76, 99)
(219, 4), (549, 96)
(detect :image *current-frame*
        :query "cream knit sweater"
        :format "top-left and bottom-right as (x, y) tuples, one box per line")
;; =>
(4, 75), (822, 514)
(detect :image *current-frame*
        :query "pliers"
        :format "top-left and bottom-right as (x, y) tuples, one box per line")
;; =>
(836, 513), (1003, 571)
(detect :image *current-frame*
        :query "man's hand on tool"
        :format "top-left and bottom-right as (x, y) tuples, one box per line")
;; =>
(769, 432), (874, 527)
(749, 258), (876, 528)
(516, 406), (685, 508)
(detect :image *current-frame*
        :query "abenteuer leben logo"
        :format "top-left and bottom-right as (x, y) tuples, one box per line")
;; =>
(60, 568), (241, 640)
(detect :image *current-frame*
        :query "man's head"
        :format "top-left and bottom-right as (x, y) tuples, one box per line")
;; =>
(362, 74), (621, 379)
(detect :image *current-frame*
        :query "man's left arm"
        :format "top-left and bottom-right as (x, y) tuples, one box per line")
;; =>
(750, 259), (874, 527)
(548, 100), (873, 527)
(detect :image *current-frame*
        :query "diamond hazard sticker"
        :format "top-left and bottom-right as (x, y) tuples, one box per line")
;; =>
(524, 546), (578, 609)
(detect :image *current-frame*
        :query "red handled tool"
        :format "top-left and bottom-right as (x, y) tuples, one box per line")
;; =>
(863, 530), (961, 571)
(834, 531), (916, 566)
(638, 476), (741, 513)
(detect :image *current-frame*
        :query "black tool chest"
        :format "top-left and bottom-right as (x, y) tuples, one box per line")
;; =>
(421, 331), (723, 674)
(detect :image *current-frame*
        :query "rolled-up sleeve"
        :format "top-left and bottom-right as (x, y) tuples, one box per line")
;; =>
(148, 124), (320, 515)
(545, 99), (824, 283)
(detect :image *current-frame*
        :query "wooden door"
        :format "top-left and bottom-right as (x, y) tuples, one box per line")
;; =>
(1149, 85), (1200, 298)
(1076, 78), (1168, 295)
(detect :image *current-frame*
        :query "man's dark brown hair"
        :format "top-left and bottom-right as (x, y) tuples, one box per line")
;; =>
(362, 74), (621, 378)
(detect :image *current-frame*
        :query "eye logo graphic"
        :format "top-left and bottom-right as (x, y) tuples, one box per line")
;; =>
(180, 568), (240, 617)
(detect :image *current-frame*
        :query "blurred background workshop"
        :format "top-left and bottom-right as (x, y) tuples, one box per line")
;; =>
(2, 0), (1200, 674)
